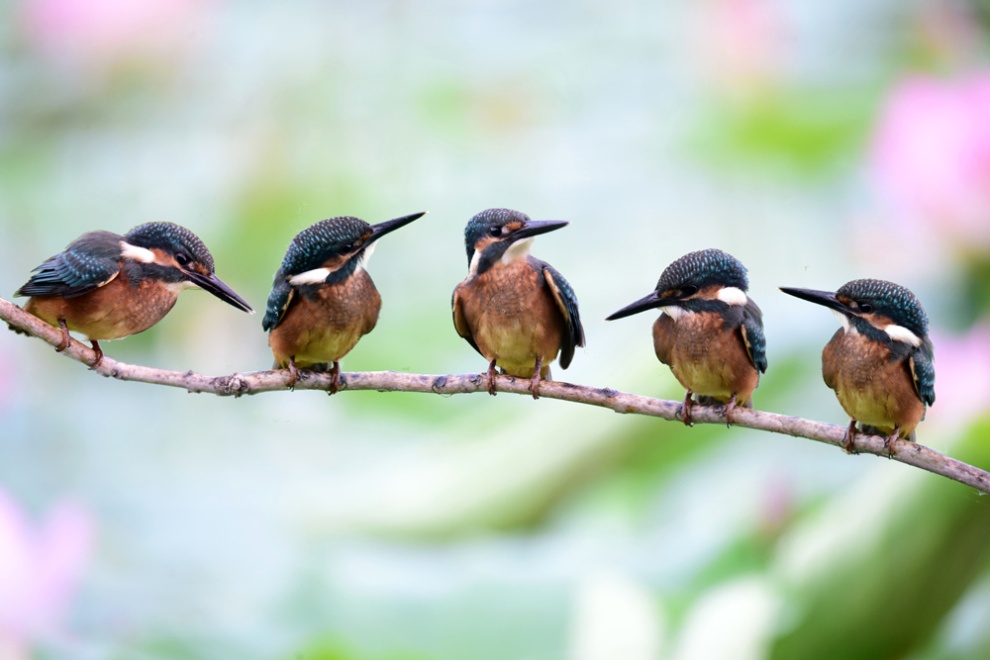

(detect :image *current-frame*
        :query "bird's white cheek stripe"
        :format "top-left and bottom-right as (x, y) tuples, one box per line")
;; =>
(119, 241), (156, 263)
(828, 309), (920, 345)
(468, 249), (482, 276)
(663, 305), (690, 321)
(885, 323), (922, 347)
(717, 286), (747, 306)
(289, 268), (333, 286)
(291, 248), (370, 283)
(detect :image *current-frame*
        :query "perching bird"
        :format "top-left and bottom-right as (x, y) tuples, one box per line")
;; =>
(606, 248), (767, 425)
(452, 208), (585, 398)
(263, 212), (425, 392)
(14, 222), (253, 366)
(780, 279), (935, 453)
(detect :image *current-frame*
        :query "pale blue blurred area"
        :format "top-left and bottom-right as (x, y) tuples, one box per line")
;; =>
(2, 1), (989, 658)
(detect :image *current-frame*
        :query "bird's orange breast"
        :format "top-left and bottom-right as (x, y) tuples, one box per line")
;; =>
(25, 275), (180, 341)
(652, 311), (758, 404)
(456, 260), (565, 378)
(822, 329), (925, 437)
(268, 270), (381, 369)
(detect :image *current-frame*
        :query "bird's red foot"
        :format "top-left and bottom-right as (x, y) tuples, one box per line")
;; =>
(486, 360), (498, 396)
(883, 427), (901, 457)
(89, 340), (104, 369)
(530, 356), (543, 400)
(55, 319), (70, 353)
(328, 361), (340, 395)
(723, 394), (738, 427)
(843, 420), (859, 454)
(681, 391), (695, 427)
(287, 357), (301, 390)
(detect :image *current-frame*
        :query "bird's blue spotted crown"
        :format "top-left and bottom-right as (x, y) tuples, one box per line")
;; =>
(282, 217), (372, 274)
(126, 222), (215, 272)
(656, 248), (748, 293)
(838, 278), (928, 338)
(463, 208), (529, 263)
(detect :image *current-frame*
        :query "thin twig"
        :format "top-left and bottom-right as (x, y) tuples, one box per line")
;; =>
(3, 296), (988, 495)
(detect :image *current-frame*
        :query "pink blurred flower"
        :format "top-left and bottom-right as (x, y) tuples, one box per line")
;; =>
(0, 491), (93, 656)
(870, 74), (990, 251)
(695, 0), (787, 100)
(20, 0), (210, 73)
(925, 323), (990, 433)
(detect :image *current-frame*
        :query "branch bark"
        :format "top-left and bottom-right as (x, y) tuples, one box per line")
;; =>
(4, 296), (988, 495)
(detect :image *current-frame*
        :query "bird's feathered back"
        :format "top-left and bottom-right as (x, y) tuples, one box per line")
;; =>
(15, 231), (123, 299)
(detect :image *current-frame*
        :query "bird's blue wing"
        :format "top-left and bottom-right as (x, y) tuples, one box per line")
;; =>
(541, 262), (585, 369)
(262, 273), (294, 332)
(15, 232), (121, 299)
(740, 298), (768, 374)
(910, 338), (935, 407)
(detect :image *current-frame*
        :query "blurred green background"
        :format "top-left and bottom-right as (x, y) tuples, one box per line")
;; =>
(2, 1), (990, 658)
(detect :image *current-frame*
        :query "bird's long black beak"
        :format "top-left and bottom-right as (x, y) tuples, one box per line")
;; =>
(779, 286), (845, 314)
(512, 219), (569, 242)
(369, 211), (427, 244)
(187, 270), (254, 313)
(606, 290), (670, 321)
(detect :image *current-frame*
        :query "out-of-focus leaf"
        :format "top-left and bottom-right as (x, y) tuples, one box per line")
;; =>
(288, 637), (433, 660)
(770, 418), (990, 659)
(690, 89), (875, 176)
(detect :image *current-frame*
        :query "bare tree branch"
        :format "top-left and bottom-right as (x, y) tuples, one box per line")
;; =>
(4, 296), (988, 494)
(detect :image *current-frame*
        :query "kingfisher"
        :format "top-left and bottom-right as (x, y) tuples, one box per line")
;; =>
(263, 211), (425, 392)
(780, 279), (935, 453)
(452, 208), (585, 398)
(13, 222), (253, 367)
(606, 248), (767, 425)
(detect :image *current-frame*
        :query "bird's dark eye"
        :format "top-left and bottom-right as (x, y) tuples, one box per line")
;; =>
(175, 251), (191, 266)
(858, 302), (874, 313)
(488, 225), (502, 237)
(680, 285), (699, 297)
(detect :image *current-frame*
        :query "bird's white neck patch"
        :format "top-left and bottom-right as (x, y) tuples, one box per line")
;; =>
(884, 323), (922, 347)
(167, 280), (197, 293)
(831, 309), (855, 334)
(357, 242), (376, 271)
(501, 238), (533, 265)
(662, 305), (691, 321)
(120, 241), (156, 263)
(716, 286), (747, 306)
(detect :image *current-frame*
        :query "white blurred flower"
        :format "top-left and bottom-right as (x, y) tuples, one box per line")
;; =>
(570, 571), (664, 660)
(671, 576), (781, 660)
